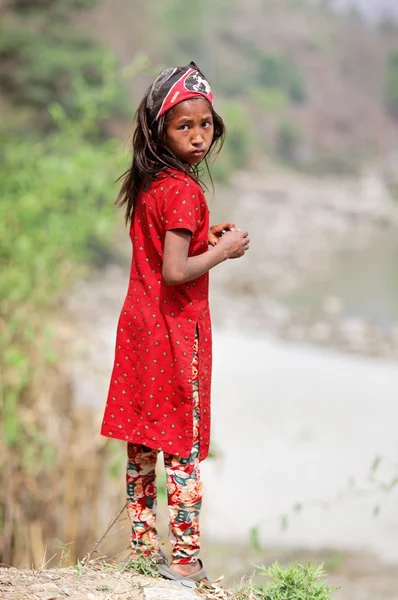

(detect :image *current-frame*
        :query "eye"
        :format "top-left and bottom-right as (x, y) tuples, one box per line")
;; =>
(178, 124), (190, 131)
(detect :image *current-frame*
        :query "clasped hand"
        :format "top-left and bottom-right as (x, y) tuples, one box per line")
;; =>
(208, 222), (250, 259)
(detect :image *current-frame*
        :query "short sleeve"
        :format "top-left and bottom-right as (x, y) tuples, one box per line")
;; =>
(162, 177), (202, 235)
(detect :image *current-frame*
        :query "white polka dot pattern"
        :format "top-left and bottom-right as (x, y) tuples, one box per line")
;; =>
(101, 171), (212, 460)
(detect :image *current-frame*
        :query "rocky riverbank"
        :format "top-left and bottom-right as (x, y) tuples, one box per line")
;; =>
(206, 168), (398, 360)
(213, 169), (398, 296)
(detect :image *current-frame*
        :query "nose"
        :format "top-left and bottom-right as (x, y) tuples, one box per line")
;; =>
(191, 130), (204, 147)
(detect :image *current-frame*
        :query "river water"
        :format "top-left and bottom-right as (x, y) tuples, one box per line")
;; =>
(201, 233), (398, 564)
(276, 233), (398, 330)
(203, 328), (398, 563)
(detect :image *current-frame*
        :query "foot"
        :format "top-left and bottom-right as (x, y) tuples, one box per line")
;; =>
(169, 561), (207, 583)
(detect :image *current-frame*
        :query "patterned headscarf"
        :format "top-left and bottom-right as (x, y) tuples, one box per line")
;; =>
(146, 61), (214, 122)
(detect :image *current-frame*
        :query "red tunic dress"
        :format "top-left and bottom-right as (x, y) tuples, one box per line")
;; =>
(101, 171), (212, 460)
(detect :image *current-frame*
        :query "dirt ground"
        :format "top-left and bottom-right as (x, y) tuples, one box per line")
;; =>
(2, 547), (398, 600)
(0, 565), (224, 600)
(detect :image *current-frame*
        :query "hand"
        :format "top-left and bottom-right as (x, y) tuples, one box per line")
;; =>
(208, 222), (235, 246)
(218, 229), (249, 259)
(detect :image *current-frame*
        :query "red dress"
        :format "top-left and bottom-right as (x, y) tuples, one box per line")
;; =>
(101, 171), (212, 460)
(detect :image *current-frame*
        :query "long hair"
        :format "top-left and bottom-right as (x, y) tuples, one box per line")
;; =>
(116, 89), (225, 223)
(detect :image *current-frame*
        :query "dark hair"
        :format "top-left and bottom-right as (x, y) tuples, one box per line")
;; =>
(116, 89), (225, 223)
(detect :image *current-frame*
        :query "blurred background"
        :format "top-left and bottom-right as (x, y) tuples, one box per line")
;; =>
(1, 0), (398, 597)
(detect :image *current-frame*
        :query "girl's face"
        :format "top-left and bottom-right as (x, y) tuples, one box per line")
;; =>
(165, 98), (214, 165)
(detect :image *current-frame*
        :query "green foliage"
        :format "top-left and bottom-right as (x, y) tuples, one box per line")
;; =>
(252, 87), (289, 111)
(253, 562), (339, 600)
(249, 526), (262, 553)
(0, 75), (125, 541)
(9, 0), (98, 14)
(385, 48), (398, 118)
(257, 52), (306, 105)
(73, 558), (85, 576)
(0, 0), (130, 130)
(258, 53), (286, 88)
(96, 584), (112, 591)
(0, 113), (119, 311)
(55, 539), (73, 568)
(121, 553), (160, 578)
(217, 100), (253, 172)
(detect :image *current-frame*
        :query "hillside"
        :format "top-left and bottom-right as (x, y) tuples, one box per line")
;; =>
(79, 0), (398, 174)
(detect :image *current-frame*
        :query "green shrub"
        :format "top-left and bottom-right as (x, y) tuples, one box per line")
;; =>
(0, 73), (128, 564)
(252, 87), (289, 111)
(0, 0), (130, 130)
(258, 53), (287, 88)
(218, 99), (253, 171)
(0, 106), (121, 451)
(257, 52), (307, 105)
(254, 562), (340, 600)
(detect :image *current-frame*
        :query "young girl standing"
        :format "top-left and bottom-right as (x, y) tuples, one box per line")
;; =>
(101, 62), (249, 583)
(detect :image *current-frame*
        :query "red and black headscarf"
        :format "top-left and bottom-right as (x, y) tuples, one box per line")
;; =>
(146, 61), (214, 122)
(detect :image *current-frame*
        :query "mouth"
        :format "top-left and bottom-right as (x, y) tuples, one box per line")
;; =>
(190, 149), (206, 158)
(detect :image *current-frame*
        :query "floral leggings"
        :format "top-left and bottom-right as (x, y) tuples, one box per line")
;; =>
(126, 333), (202, 564)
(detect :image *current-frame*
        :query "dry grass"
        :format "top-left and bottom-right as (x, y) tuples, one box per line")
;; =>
(0, 313), (126, 569)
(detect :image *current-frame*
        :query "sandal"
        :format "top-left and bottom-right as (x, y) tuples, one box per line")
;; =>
(157, 559), (208, 583)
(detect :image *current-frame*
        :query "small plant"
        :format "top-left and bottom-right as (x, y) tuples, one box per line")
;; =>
(254, 561), (339, 600)
(55, 540), (72, 568)
(73, 558), (85, 576)
(121, 554), (160, 578)
(96, 584), (112, 591)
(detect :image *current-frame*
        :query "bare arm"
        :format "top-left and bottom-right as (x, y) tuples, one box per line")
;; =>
(162, 228), (249, 286)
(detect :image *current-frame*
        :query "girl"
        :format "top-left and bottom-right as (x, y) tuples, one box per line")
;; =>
(101, 62), (249, 583)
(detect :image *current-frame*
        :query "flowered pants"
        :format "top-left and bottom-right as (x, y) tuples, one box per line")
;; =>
(126, 333), (202, 564)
